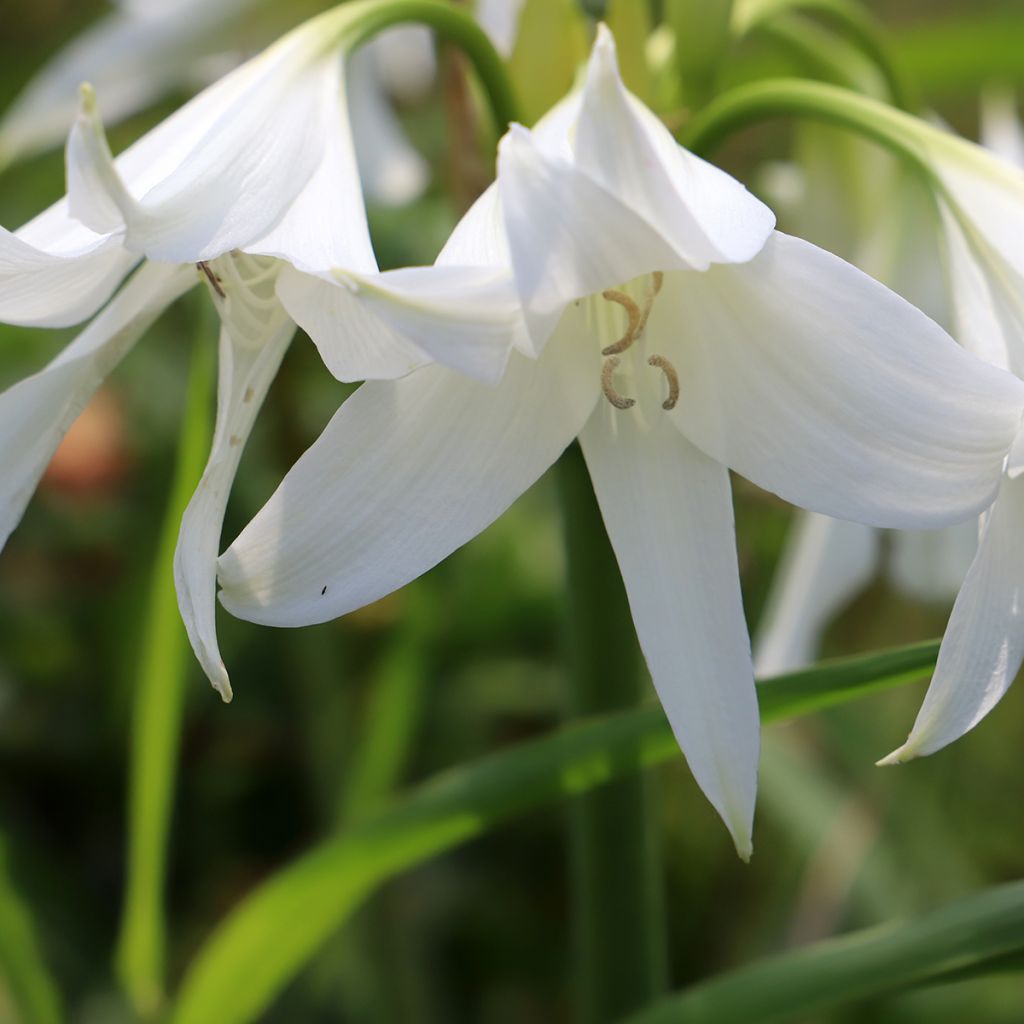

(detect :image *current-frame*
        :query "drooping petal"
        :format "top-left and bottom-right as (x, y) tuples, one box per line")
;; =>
(754, 512), (880, 677)
(579, 394), (760, 859)
(174, 320), (295, 701)
(572, 25), (775, 269)
(660, 232), (1024, 528)
(0, 211), (135, 328)
(218, 335), (601, 627)
(276, 264), (521, 384)
(475, 0), (527, 56)
(0, 260), (195, 547)
(498, 124), (684, 347)
(66, 16), (351, 264)
(880, 474), (1024, 763)
(980, 89), (1024, 169)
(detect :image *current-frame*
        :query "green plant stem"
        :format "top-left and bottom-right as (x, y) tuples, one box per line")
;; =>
(115, 297), (216, 1020)
(555, 443), (668, 1023)
(168, 639), (940, 1024)
(328, 0), (522, 129)
(622, 879), (1024, 1024)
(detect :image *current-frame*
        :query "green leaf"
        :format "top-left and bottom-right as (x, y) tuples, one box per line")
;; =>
(0, 836), (62, 1024)
(115, 302), (216, 1020)
(622, 880), (1024, 1023)
(169, 640), (938, 1024)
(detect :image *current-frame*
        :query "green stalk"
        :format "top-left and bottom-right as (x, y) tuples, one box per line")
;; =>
(556, 444), (667, 1023)
(115, 296), (216, 1020)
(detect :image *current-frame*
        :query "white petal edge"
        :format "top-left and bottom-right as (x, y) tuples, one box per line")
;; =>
(754, 512), (880, 678)
(661, 232), (1024, 528)
(573, 25), (774, 269)
(218, 334), (601, 627)
(276, 263), (521, 384)
(880, 474), (1024, 763)
(0, 260), (195, 548)
(174, 320), (294, 701)
(579, 396), (760, 859)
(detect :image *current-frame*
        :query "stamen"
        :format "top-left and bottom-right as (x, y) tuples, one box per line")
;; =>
(648, 354), (680, 410)
(198, 261), (225, 299)
(636, 272), (664, 336)
(601, 356), (635, 410)
(600, 289), (642, 355)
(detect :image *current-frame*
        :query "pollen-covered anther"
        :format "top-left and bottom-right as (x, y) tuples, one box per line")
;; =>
(601, 356), (635, 410)
(600, 289), (642, 355)
(648, 354), (680, 410)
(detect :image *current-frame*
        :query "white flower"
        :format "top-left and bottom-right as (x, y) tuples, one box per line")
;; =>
(881, 94), (1024, 763)
(0, 9), (517, 701)
(216, 27), (1024, 855)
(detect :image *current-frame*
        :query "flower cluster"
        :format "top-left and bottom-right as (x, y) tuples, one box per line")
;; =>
(3, 13), (1024, 857)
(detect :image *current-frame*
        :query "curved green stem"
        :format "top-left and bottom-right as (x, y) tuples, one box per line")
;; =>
(556, 444), (667, 1023)
(324, 0), (522, 129)
(115, 294), (216, 1021)
(734, 0), (914, 110)
(682, 77), (934, 176)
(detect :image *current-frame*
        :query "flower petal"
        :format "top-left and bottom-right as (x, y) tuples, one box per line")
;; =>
(174, 320), (294, 701)
(276, 263), (520, 384)
(218, 337), (600, 627)
(573, 25), (775, 268)
(754, 512), (880, 677)
(579, 397), (759, 859)
(0, 260), (194, 547)
(880, 474), (1024, 763)
(661, 232), (1024, 528)
(0, 212), (135, 327)
(498, 123), (684, 347)
(66, 20), (349, 263)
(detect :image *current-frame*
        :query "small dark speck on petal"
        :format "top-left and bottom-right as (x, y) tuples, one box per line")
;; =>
(321, 585), (328, 595)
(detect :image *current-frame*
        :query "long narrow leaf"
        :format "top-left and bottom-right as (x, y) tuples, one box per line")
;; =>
(623, 880), (1024, 1024)
(170, 640), (938, 1024)
(0, 837), (62, 1024)
(116, 305), (216, 1019)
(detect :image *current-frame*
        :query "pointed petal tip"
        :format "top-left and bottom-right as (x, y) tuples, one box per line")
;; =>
(588, 23), (620, 82)
(876, 744), (917, 767)
(734, 834), (753, 863)
(78, 81), (97, 112)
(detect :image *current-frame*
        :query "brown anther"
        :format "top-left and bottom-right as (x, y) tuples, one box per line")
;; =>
(600, 289), (642, 355)
(648, 354), (680, 410)
(198, 261), (226, 299)
(601, 356), (635, 410)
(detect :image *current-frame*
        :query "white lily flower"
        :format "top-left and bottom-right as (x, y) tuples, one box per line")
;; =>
(216, 27), (1024, 855)
(881, 94), (1024, 763)
(0, 8), (518, 701)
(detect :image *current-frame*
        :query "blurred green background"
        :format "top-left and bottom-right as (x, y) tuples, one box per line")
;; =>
(1, 1), (1023, 1021)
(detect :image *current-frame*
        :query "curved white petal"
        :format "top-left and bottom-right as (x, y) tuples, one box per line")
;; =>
(0, 213), (135, 328)
(277, 264), (519, 384)
(573, 26), (775, 269)
(475, 0), (527, 57)
(880, 474), (1024, 763)
(175, 320), (294, 701)
(579, 397), (759, 859)
(0, 261), (194, 547)
(754, 513), (880, 677)
(218, 337), (600, 627)
(0, 0), (252, 168)
(436, 184), (512, 269)
(347, 43), (429, 206)
(888, 520), (977, 603)
(662, 232), (1024, 528)
(66, 20), (351, 264)
(498, 124), (684, 347)
(980, 90), (1024, 169)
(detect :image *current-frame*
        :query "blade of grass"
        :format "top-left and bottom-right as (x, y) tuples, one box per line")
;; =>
(0, 836), (62, 1024)
(115, 299), (216, 1020)
(622, 879), (1024, 1024)
(169, 639), (938, 1024)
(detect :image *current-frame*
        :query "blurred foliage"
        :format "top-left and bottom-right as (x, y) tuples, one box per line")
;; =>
(0, 1), (1023, 1022)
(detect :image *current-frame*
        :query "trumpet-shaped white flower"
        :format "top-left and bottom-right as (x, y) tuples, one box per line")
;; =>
(0, 8), (518, 701)
(216, 27), (1024, 855)
(880, 95), (1024, 763)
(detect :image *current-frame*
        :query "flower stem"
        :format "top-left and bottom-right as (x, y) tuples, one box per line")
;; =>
(555, 443), (668, 1023)
(115, 294), (216, 1020)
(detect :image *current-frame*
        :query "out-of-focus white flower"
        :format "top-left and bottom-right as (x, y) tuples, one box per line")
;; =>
(216, 28), (1024, 856)
(0, 9), (519, 701)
